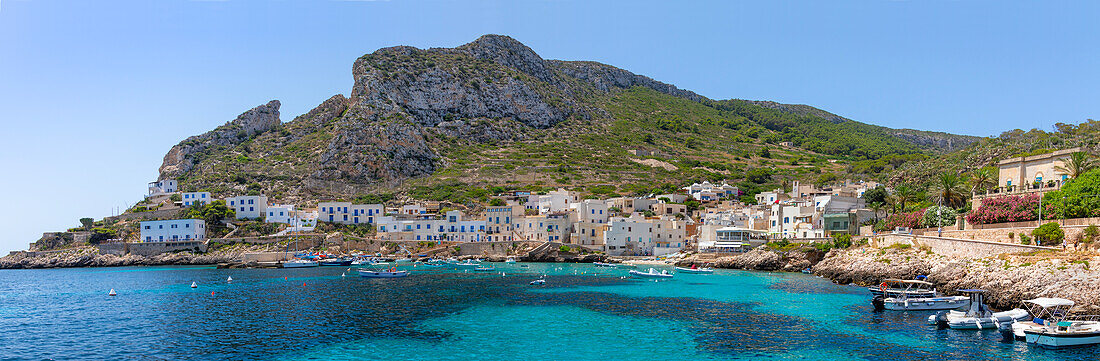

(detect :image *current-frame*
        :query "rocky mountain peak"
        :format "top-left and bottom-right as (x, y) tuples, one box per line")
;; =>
(457, 34), (554, 83)
(231, 100), (282, 134)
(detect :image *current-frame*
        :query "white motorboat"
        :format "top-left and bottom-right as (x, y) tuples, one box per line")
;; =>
(282, 259), (319, 268)
(454, 261), (480, 268)
(350, 259), (370, 267)
(594, 262), (617, 267)
(872, 280), (968, 311)
(505, 257), (517, 263)
(1003, 297), (1100, 347)
(358, 268), (409, 278)
(473, 266), (496, 272)
(529, 279), (546, 285)
(869, 278), (937, 299)
(629, 268), (673, 279)
(930, 290), (1029, 330)
(1004, 298), (1076, 341)
(675, 266), (714, 274)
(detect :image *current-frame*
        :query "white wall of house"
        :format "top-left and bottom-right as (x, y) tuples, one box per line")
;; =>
(603, 214), (654, 256)
(265, 205), (294, 224)
(181, 192), (211, 207)
(318, 202), (384, 225)
(227, 196), (268, 220)
(148, 179), (178, 196)
(140, 219), (205, 242)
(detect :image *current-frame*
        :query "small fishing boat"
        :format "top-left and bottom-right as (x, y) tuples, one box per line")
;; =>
(454, 260), (481, 268)
(617, 263), (638, 268)
(1001, 297), (1100, 347)
(505, 257), (517, 263)
(283, 259), (319, 268)
(350, 259), (370, 267)
(675, 266), (714, 274)
(1003, 298), (1077, 341)
(930, 290), (1029, 330)
(530, 279), (546, 285)
(319, 258), (352, 267)
(872, 280), (968, 311)
(801, 268), (813, 274)
(869, 278), (937, 299)
(629, 268), (673, 279)
(594, 262), (617, 267)
(358, 266), (409, 278)
(474, 266), (496, 272)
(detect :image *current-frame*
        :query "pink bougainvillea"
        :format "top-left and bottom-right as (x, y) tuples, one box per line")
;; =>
(965, 194), (1040, 225)
(884, 208), (927, 230)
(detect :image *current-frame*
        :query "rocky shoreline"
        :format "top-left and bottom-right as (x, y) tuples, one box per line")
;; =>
(679, 245), (1100, 313)
(0, 243), (282, 269)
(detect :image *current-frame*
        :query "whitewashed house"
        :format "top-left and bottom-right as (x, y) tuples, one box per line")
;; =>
(378, 210), (486, 242)
(603, 214), (654, 256)
(227, 195), (268, 220)
(318, 202), (384, 225)
(181, 192), (211, 207)
(140, 219), (205, 242)
(485, 206), (516, 241)
(147, 179), (178, 196)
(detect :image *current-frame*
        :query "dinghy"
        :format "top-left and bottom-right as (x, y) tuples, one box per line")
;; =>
(358, 266), (409, 278)
(629, 268), (674, 279)
(930, 290), (1029, 330)
(675, 266), (714, 274)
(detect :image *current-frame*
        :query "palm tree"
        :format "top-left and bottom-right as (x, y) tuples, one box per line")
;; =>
(1054, 151), (1097, 180)
(932, 173), (968, 209)
(968, 167), (996, 197)
(891, 185), (918, 213)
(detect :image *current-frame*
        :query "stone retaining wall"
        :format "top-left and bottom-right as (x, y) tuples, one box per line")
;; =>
(97, 241), (208, 257)
(870, 234), (1057, 259)
(104, 208), (184, 223)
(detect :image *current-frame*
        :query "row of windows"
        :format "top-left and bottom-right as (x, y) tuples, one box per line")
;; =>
(144, 234), (204, 241)
(143, 223), (197, 230)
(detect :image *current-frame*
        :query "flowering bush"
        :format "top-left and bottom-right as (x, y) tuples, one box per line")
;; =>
(965, 193), (1040, 225)
(884, 208), (926, 230)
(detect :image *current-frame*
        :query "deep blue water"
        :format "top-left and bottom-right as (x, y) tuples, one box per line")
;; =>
(0, 263), (1096, 360)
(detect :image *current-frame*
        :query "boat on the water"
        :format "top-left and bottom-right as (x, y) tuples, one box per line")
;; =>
(283, 259), (319, 268)
(319, 258), (352, 266)
(594, 262), (616, 267)
(930, 290), (1029, 330)
(869, 278), (938, 298)
(530, 279), (546, 285)
(505, 257), (517, 263)
(454, 261), (480, 268)
(473, 266), (496, 272)
(629, 268), (673, 279)
(675, 266), (714, 274)
(872, 280), (969, 311)
(1002, 297), (1100, 347)
(358, 269), (409, 278)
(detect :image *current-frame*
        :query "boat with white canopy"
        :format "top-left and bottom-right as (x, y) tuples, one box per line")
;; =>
(872, 280), (968, 311)
(929, 289), (1029, 330)
(1007, 298), (1100, 347)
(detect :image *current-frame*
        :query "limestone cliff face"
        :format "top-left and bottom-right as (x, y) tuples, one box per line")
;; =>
(159, 100), (281, 179)
(158, 35), (703, 188)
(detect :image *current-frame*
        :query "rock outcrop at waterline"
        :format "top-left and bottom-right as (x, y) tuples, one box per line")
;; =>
(677, 247), (828, 272)
(813, 247), (1100, 313)
(0, 244), (280, 269)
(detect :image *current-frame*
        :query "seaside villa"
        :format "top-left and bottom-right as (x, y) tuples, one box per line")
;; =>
(139, 219), (206, 242)
(227, 195), (269, 220)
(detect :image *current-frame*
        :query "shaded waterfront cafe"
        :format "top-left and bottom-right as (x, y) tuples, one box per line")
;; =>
(707, 227), (768, 253)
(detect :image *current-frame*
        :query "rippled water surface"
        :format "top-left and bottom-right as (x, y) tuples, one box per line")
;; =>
(1, 263), (1096, 360)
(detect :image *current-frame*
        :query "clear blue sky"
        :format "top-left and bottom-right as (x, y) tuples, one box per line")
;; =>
(1, 0), (1098, 253)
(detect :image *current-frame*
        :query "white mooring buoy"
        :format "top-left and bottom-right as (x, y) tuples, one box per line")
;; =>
(108, 289), (117, 296)
(341, 273), (346, 277)
(227, 276), (233, 282)
(190, 282), (198, 288)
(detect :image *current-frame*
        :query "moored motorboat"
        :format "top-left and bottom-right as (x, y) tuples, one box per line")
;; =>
(473, 266), (496, 272)
(282, 259), (319, 268)
(505, 257), (517, 263)
(629, 268), (673, 279)
(358, 266), (408, 278)
(454, 260), (480, 268)
(872, 280), (968, 311)
(1004, 298), (1077, 341)
(594, 262), (616, 267)
(319, 258), (352, 266)
(929, 290), (1029, 330)
(529, 279), (546, 285)
(675, 266), (714, 274)
(1004, 297), (1100, 347)
(869, 278), (937, 299)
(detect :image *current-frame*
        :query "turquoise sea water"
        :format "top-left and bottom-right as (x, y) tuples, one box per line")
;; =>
(0, 263), (1095, 360)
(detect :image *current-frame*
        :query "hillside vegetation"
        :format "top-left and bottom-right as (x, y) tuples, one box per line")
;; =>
(158, 35), (982, 206)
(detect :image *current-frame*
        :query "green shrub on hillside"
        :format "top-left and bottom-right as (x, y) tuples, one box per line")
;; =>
(1031, 222), (1065, 247)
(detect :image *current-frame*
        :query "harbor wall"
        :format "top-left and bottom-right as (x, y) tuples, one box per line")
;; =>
(97, 241), (208, 256)
(870, 234), (1057, 259)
